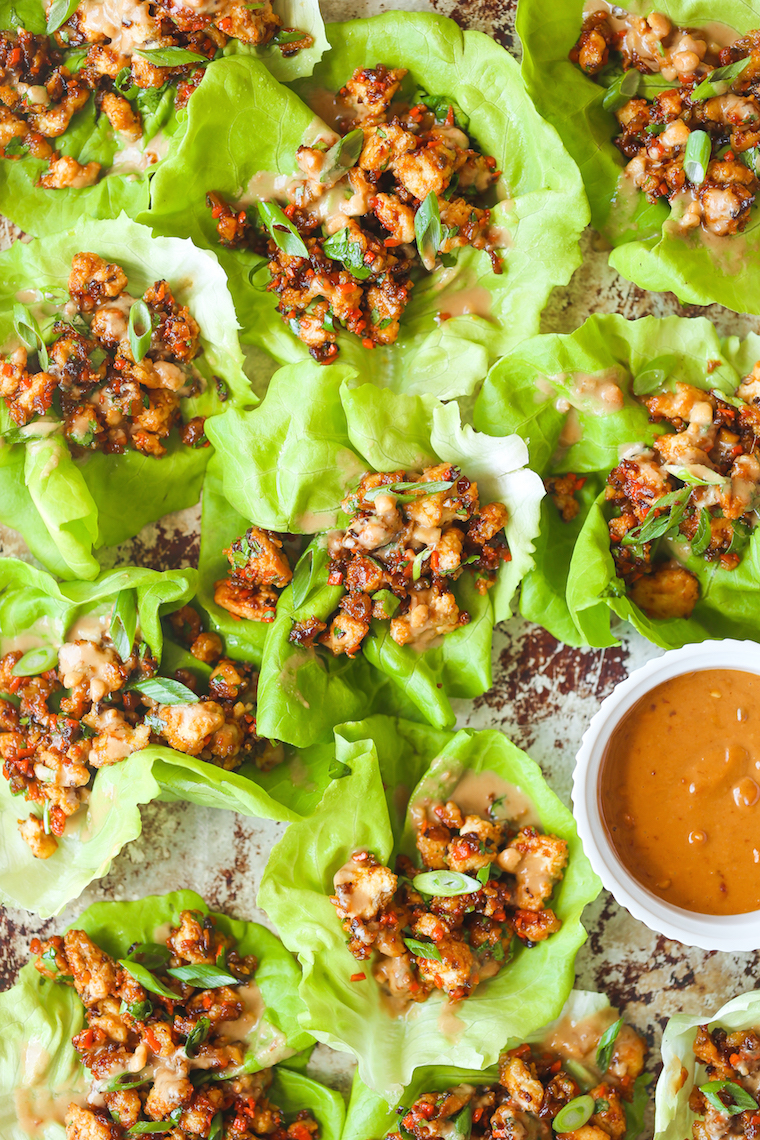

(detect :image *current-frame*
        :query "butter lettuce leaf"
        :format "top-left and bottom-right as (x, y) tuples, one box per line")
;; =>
(0, 0), (325, 236)
(0, 213), (250, 579)
(259, 717), (600, 1099)
(0, 890), (341, 1140)
(206, 363), (543, 745)
(144, 11), (587, 396)
(474, 312), (760, 648)
(342, 991), (648, 1140)
(518, 0), (760, 313)
(655, 991), (760, 1140)
(0, 559), (342, 916)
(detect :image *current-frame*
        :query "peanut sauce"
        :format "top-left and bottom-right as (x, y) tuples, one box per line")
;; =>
(599, 669), (760, 915)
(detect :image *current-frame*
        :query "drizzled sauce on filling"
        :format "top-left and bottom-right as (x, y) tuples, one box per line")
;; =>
(599, 668), (760, 915)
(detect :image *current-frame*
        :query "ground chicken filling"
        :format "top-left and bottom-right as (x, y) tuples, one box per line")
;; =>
(285, 465), (510, 657)
(214, 526), (294, 623)
(689, 1023), (760, 1139)
(546, 375), (760, 622)
(1, 252), (210, 457)
(388, 1019), (647, 1140)
(206, 64), (502, 362)
(0, 1), (311, 188)
(32, 909), (320, 1140)
(0, 601), (282, 859)
(571, 10), (760, 236)
(329, 793), (568, 1006)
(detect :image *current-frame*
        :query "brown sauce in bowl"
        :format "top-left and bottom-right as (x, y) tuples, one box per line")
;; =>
(599, 668), (760, 916)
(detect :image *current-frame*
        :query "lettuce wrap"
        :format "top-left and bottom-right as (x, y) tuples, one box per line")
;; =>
(0, 213), (251, 580)
(0, 890), (349, 1140)
(205, 361), (544, 746)
(258, 717), (601, 1099)
(342, 990), (650, 1134)
(144, 11), (588, 397)
(518, 0), (760, 314)
(474, 312), (760, 649)
(0, 0), (326, 237)
(654, 990), (760, 1140)
(0, 558), (350, 917)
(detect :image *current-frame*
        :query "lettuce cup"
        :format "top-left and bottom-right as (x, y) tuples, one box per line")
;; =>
(0, 889), (347, 1140)
(518, 0), (760, 314)
(474, 312), (760, 650)
(341, 991), (650, 1140)
(0, 558), (347, 917)
(204, 361), (544, 747)
(0, 0), (326, 237)
(0, 214), (251, 580)
(655, 991), (760, 1140)
(258, 717), (601, 1099)
(144, 11), (588, 398)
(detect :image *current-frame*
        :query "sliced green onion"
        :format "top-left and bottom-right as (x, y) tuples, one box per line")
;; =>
(413, 870), (481, 896)
(258, 201), (308, 258)
(290, 544), (329, 610)
(601, 68), (640, 112)
(553, 1095), (596, 1132)
(11, 645), (59, 677)
(319, 129), (363, 186)
(596, 1017), (623, 1071)
(118, 960), (178, 1000)
(632, 354), (676, 396)
(185, 1016), (211, 1057)
(128, 300), (153, 363)
(126, 942), (172, 970)
(13, 303), (49, 370)
(102, 1072), (151, 1093)
(700, 1080), (758, 1116)
(209, 1114), (224, 1140)
(403, 937), (443, 962)
(691, 57), (751, 101)
(120, 998), (153, 1021)
(411, 548), (432, 582)
(363, 479), (454, 504)
(683, 130), (711, 186)
(372, 590), (400, 619)
(452, 1105), (472, 1139)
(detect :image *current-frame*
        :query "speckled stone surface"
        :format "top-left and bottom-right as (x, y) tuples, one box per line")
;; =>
(2, 0), (760, 1130)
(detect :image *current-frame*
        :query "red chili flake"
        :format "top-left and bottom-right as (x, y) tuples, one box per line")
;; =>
(327, 569), (343, 585)
(445, 105), (455, 127)
(350, 972), (366, 982)
(362, 337), (374, 349)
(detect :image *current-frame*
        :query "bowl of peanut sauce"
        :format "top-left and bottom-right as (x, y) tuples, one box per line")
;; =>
(573, 640), (760, 951)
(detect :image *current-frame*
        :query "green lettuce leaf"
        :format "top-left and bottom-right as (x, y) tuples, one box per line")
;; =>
(0, 0), (326, 237)
(0, 559), (343, 916)
(518, 0), (760, 313)
(0, 890), (340, 1140)
(342, 991), (648, 1140)
(144, 11), (587, 396)
(0, 213), (250, 579)
(655, 990), (760, 1140)
(258, 717), (601, 1099)
(206, 363), (543, 745)
(474, 312), (760, 648)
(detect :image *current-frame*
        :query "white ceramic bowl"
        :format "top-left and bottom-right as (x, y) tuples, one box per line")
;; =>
(573, 639), (760, 952)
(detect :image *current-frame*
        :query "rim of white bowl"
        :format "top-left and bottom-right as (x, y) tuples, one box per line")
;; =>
(572, 639), (760, 952)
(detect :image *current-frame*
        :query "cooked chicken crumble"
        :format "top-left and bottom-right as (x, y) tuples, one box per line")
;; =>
(214, 527), (293, 623)
(603, 376), (760, 620)
(689, 1023), (760, 1139)
(1, 252), (208, 457)
(0, 601), (281, 858)
(32, 909), (320, 1140)
(285, 465), (510, 657)
(0, 1), (311, 187)
(572, 10), (760, 236)
(207, 64), (502, 361)
(388, 1020), (647, 1140)
(330, 792), (568, 1006)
